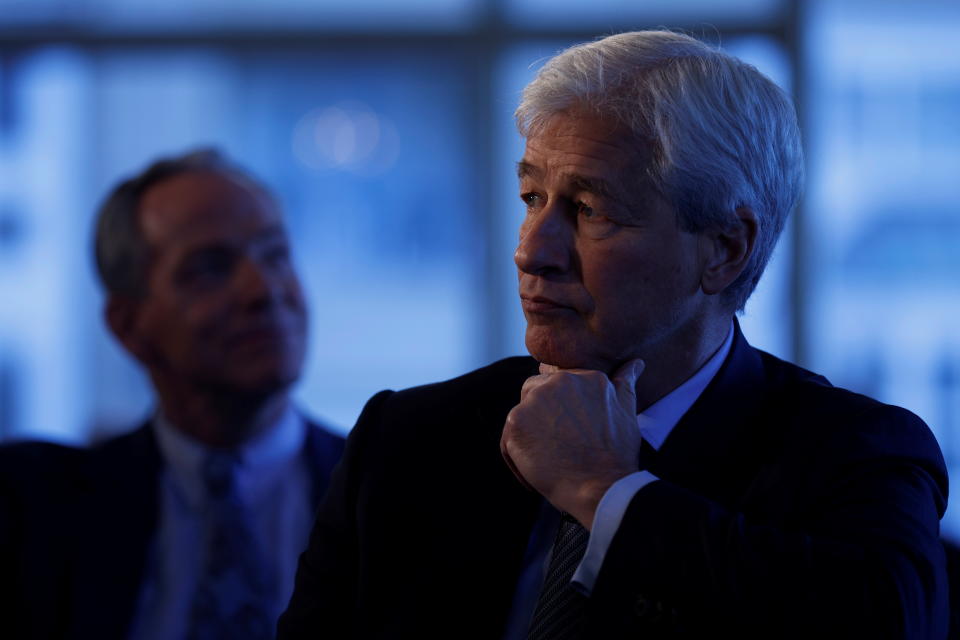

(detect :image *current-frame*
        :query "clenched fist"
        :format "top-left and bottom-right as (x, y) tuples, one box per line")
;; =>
(500, 358), (645, 529)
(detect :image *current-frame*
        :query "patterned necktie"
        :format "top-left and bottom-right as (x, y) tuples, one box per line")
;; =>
(526, 512), (590, 640)
(187, 451), (274, 640)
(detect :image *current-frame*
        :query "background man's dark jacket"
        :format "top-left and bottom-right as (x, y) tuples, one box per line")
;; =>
(0, 419), (344, 639)
(278, 327), (948, 639)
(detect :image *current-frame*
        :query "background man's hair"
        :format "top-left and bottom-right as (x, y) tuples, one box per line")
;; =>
(93, 148), (268, 298)
(515, 30), (804, 311)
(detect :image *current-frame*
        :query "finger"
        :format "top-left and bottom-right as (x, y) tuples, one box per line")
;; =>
(520, 373), (549, 402)
(611, 358), (645, 410)
(500, 419), (535, 492)
(538, 362), (560, 375)
(500, 444), (535, 492)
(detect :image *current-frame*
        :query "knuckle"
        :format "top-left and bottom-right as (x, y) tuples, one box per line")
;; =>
(520, 375), (544, 394)
(505, 405), (526, 428)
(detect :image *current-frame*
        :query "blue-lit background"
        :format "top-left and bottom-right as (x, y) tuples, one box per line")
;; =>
(0, 0), (958, 534)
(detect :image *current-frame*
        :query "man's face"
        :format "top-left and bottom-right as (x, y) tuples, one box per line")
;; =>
(127, 170), (307, 396)
(516, 111), (708, 373)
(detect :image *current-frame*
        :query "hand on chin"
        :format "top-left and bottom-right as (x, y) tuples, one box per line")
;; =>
(500, 357), (646, 529)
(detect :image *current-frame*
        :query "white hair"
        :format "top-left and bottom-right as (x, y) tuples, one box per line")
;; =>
(516, 30), (804, 311)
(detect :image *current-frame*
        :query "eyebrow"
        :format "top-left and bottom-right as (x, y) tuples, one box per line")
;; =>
(255, 224), (289, 241)
(517, 161), (617, 200)
(516, 161), (541, 181)
(567, 174), (616, 199)
(178, 224), (288, 258)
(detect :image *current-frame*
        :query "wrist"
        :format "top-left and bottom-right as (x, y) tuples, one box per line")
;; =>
(558, 474), (629, 530)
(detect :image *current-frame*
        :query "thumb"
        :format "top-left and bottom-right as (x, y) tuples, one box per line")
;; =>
(611, 358), (645, 409)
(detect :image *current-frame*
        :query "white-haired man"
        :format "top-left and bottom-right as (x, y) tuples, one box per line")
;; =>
(279, 31), (947, 639)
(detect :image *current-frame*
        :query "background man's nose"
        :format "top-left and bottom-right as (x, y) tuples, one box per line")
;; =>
(235, 257), (277, 306)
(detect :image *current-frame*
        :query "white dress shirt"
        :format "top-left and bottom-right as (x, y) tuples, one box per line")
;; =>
(128, 406), (314, 640)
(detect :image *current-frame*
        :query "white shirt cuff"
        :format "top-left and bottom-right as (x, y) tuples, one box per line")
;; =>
(571, 470), (659, 595)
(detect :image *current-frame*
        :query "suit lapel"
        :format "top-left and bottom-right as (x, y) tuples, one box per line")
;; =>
(69, 423), (162, 638)
(647, 323), (773, 504)
(583, 326), (778, 637)
(301, 419), (346, 508)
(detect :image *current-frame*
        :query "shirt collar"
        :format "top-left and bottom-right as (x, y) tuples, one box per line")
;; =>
(152, 404), (305, 510)
(637, 321), (735, 451)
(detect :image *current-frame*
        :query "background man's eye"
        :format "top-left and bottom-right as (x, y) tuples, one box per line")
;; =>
(177, 252), (235, 288)
(577, 202), (596, 218)
(262, 244), (291, 266)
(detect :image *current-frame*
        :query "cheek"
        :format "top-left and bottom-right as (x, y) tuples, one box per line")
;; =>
(180, 299), (231, 338)
(289, 281), (309, 311)
(579, 246), (640, 316)
(579, 252), (680, 348)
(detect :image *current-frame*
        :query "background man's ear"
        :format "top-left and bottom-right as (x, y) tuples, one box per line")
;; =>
(105, 296), (152, 364)
(700, 206), (759, 296)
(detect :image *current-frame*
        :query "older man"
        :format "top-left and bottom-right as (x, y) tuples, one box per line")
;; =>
(0, 150), (344, 639)
(278, 31), (947, 639)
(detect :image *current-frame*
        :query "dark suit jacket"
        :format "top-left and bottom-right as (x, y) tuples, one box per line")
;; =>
(0, 416), (344, 640)
(278, 327), (948, 639)
(943, 538), (960, 639)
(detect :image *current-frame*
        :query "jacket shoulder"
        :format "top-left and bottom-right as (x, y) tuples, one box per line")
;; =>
(758, 348), (933, 436)
(755, 349), (946, 490)
(0, 425), (157, 497)
(384, 356), (539, 415)
(0, 440), (86, 493)
(345, 356), (539, 453)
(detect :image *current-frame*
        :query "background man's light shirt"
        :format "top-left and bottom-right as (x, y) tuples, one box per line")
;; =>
(129, 406), (313, 640)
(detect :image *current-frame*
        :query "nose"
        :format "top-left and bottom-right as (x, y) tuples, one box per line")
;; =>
(514, 203), (572, 276)
(234, 256), (277, 308)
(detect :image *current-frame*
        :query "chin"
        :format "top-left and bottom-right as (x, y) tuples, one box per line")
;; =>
(526, 325), (636, 375)
(525, 329), (608, 371)
(226, 364), (300, 397)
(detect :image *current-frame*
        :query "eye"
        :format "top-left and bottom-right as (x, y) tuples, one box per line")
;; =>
(576, 201), (598, 219)
(520, 192), (542, 209)
(177, 251), (234, 287)
(261, 242), (291, 267)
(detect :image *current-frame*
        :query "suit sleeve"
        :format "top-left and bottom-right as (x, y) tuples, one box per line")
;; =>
(277, 389), (393, 639)
(590, 404), (949, 640)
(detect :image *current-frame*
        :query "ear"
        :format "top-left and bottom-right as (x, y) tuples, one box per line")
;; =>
(105, 295), (152, 364)
(699, 206), (758, 297)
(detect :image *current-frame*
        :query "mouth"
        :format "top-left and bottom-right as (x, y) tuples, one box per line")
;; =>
(520, 295), (577, 315)
(225, 322), (299, 350)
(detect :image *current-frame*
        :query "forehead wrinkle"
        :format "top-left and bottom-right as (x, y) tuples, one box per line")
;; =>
(518, 157), (620, 194)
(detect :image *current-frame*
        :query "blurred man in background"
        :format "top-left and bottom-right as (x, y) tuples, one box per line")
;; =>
(279, 31), (948, 639)
(0, 149), (344, 639)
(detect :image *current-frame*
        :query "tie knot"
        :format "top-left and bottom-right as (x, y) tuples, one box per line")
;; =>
(201, 451), (240, 499)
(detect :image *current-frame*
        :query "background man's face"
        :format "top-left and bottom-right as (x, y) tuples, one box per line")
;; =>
(515, 112), (707, 373)
(129, 170), (307, 396)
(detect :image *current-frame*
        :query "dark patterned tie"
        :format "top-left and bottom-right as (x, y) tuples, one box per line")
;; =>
(526, 512), (590, 640)
(187, 451), (274, 640)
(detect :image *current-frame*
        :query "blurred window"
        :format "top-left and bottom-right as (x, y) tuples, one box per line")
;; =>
(804, 0), (960, 535)
(504, 0), (786, 28)
(0, 0), (480, 29)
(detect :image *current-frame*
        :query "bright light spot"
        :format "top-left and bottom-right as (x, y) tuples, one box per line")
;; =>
(292, 101), (398, 175)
